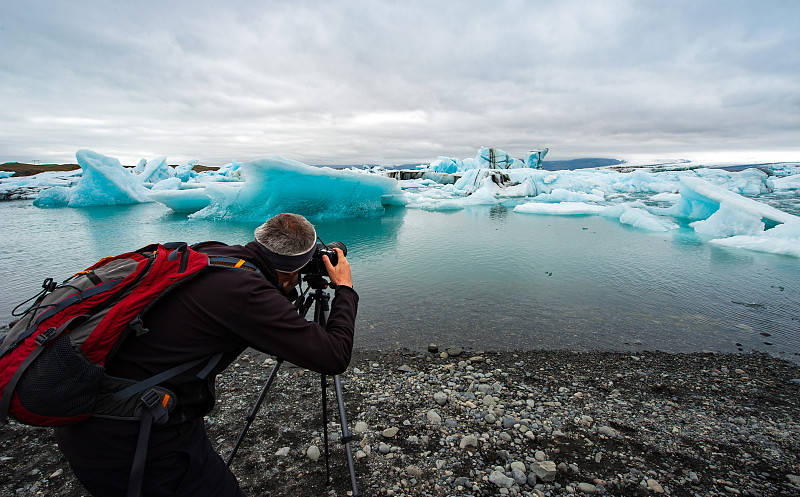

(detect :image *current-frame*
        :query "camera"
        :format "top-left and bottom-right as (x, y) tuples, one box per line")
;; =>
(300, 241), (347, 277)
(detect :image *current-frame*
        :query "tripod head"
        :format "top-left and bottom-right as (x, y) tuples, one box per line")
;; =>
(302, 272), (332, 291)
(294, 272), (333, 322)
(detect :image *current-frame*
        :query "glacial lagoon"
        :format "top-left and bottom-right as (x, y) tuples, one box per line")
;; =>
(1, 199), (798, 362)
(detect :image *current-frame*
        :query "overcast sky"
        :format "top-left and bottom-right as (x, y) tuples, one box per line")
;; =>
(1, 1), (798, 166)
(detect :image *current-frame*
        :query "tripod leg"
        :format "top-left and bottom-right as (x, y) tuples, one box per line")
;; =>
(321, 373), (331, 485)
(333, 374), (361, 497)
(227, 359), (283, 467)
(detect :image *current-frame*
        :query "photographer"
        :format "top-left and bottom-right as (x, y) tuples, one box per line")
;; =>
(54, 213), (357, 497)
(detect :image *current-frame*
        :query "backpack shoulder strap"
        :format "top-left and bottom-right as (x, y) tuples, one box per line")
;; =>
(190, 240), (228, 250)
(189, 241), (261, 274)
(207, 255), (260, 274)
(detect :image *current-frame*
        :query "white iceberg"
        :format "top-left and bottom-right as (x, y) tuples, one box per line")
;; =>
(709, 221), (800, 258)
(11, 146), (798, 258)
(2, 169), (80, 201)
(148, 187), (213, 213)
(773, 175), (800, 190)
(666, 176), (797, 227)
(428, 146), (547, 172)
(190, 156), (400, 221)
(34, 149), (152, 207)
(137, 156), (174, 184)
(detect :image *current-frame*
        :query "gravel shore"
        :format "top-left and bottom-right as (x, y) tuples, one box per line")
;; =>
(2, 348), (799, 496)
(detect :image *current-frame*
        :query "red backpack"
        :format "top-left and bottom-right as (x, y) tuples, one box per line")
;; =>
(0, 242), (259, 497)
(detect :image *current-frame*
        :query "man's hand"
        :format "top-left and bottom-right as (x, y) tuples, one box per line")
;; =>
(323, 248), (353, 288)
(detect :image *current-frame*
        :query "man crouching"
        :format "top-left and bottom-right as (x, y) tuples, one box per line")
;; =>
(55, 213), (357, 497)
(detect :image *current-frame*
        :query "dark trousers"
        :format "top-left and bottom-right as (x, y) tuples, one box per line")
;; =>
(63, 422), (245, 497)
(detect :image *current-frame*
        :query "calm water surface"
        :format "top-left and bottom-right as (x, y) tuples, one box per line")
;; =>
(1, 201), (798, 361)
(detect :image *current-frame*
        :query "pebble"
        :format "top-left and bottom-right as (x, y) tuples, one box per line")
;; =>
(647, 478), (665, 493)
(489, 470), (514, 488)
(459, 434), (479, 450)
(598, 426), (619, 438)
(10, 348), (799, 497)
(532, 461), (557, 482)
(306, 445), (320, 461)
(274, 447), (290, 456)
(446, 347), (462, 357)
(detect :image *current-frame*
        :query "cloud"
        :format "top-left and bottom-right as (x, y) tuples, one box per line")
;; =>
(1, 0), (798, 165)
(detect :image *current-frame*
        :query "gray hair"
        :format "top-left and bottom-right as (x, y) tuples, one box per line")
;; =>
(254, 213), (317, 256)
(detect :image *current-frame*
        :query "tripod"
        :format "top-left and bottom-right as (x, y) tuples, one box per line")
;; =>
(226, 273), (361, 497)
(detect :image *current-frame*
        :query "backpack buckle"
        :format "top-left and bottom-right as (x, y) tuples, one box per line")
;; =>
(129, 316), (150, 337)
(35, 327), (58, 345)
(140, 389), (161, 410)
(140, 389), (169, 425)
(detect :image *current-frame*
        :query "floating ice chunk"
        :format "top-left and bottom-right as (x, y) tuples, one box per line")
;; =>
(651, 192), (681, 203)
(132, 158), (147, 173)
(425, 147), (544, 173)
(767, 163), (800, 177)
(534, 188), (605, 203)
(66, 149), (153, 206)
(0, 171), (14, 179)
(400, 185), (465, 210)
(619, 207), (678, 232)
(138, 156), (175, 184)
(667, 176), (797, 225)
(452, 169), (522, 195)
(516, 198), (677, 231)
(690, 204), (764, 237)
(514, 202), (606, 215)
(32, 186), (71, 207)
(213, 160), (243, 181)
(190, 156), (399, 221)
(452, 169), (485, 193)
(694, 167), (773, 195)
(175, 160), (199, 182)
(151, 177), (182, 191)
(709, 222), (800, 258)
(599, 202), (678, 231)
(390, 178), (501, 211)
(429, 157), (461, 173)
(542, 173), (558, 184)
(2, 169), (81, 200)
(496, 177), (538, 198)
(149, 187), (213, 213)
(397, 178), (441, 189)
(773, 175), (800, 190)
(525, 149), (548, 169)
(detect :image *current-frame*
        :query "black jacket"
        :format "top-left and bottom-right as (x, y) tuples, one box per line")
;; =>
(55, 241), (358, 467)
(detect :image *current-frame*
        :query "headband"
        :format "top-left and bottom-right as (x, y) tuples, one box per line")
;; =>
(254, 240), (316, 273)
